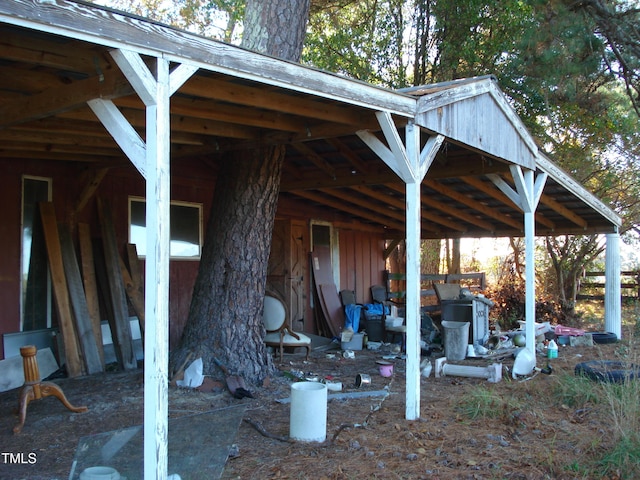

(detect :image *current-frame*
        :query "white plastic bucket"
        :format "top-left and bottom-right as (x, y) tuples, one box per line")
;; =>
(79, 467), (121, 480)
(441, 321), (470, 361)
(289, 381), (327, 442)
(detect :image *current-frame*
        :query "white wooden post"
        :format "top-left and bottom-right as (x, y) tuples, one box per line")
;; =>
(604, 231), (622, 339)
(490, 167), (546, 365)
(523, 191), (536, 354)
(92, 49), (197, 480)
(143, 57), (171, 480)
(359, 118), (443, 420)
(404, 122), (422, 420)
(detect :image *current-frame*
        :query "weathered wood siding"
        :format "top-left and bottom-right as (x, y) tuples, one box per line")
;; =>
(416, 87), (537, 170)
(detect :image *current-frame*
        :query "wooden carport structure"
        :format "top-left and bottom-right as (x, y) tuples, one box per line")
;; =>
(0, 1), (622, 478)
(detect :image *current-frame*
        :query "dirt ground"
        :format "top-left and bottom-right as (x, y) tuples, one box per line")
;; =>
(1, 328), (634, 480)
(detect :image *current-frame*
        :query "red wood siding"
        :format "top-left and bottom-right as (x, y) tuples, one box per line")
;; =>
(0, 158), (214, 358)
(338, 229), (386, 305)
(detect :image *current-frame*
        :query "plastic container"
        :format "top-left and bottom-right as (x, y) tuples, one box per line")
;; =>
(441, 321), (470, 361)
(289, 382), (327, 442)
(341, 332), (364, 350)
(79, 467), (121, 480)
(547, 339), (558, 359)
(364, 317), (384, 342)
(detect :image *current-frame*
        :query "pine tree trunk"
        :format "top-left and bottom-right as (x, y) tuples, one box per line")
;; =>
(173, 0), (310, 385)
(175, 146), (284, 383)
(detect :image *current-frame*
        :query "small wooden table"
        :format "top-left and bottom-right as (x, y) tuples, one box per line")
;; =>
(13, 345), (88, 434)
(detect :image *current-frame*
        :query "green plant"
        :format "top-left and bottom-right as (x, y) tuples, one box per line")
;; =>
(550, 373), (600, 408)
(456, 385), (522, 420)
(597, 435), (640, 478)
(588, 335), (640, 478)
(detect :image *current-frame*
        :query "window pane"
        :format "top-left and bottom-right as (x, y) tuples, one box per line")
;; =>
(129, 198), (202, 259)
(22, 177), (51, 331)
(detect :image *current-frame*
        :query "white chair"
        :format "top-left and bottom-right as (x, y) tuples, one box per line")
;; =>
(263, 293), (311, 362)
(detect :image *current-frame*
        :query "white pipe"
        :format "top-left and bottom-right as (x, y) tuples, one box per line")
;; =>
(435, 357), (502, 383)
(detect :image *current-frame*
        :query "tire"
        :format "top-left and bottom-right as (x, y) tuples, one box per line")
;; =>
(575, 360), (640, 383)
(590, 331), (618, 344)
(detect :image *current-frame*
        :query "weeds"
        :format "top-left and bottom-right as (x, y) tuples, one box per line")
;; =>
(455, 385), (522, 420)
(594, 334), (640, 478)
(550, 372), (600, 408)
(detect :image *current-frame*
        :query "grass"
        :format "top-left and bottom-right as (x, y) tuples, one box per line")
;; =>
(455, 385), (522, 420)
(558, 299), (640, 479)
(454, 300), (640, 478)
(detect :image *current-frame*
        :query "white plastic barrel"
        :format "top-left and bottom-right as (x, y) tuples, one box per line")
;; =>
(441, 321), (470, 361)
(289, 381), (327, 442)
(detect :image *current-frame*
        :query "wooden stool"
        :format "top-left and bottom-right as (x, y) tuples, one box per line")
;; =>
(13, 345), (88, 434)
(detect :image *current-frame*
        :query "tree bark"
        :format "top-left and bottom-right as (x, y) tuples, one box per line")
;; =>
(172, 0), (310, 385)
(176, 146), (284, 383)
(242, 0), (310, 61)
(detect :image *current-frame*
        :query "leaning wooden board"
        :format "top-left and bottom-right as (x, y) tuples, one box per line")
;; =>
(97, 198), (137, 371)
(319, 283), (345, 338)
(38, 202), (84, 378)
(78, 222), (105, 368)
(59, 224), (103, 374)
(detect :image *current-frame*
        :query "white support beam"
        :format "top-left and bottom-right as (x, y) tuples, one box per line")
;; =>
(605, 231), (622, 339)
(487, 173), (523, 210)
(523, 170), (536, 357)
(509, 165), (533, 212)
(142, 56), (171, 480)
(405, 129), (443, 420)
(404, 121), (421, 421)
(169, 64), (200, 95)
(376, 111), (411, 172)
(511, 167), (547, 357)
(533, 172), (548, 207)
(95, 49), (197, 480)
(418, 134), (445, 180)
(111, 48), (158, 106)
(490, 166), (547, 368)
(87, 98), (147, 178)
(360, 118), (443, 420)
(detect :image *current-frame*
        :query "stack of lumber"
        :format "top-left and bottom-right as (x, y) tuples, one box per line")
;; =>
(39, 200), (144, 377)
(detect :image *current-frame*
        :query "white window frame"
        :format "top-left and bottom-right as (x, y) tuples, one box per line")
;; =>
(128, 196), (203, 260)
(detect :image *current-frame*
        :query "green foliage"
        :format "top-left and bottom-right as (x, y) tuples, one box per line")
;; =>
(303, 0), (409, 87)
(597, 435), (640, 479)
(487, 270), (569, 329)
(596, 363), (640, 478)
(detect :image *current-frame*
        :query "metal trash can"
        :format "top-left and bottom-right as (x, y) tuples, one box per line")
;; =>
(441, 321), (469, 361)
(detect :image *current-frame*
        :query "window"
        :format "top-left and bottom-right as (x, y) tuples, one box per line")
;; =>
(129, 197), (202, 259)
(21, 176), (52, 330)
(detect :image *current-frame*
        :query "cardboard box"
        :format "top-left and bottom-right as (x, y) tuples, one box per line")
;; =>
(341, 332), (364, 350)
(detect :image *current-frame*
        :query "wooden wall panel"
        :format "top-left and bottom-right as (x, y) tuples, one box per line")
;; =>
(0, 161), (21, 359)
(338, 228), (385, 305)
(0, 157), (215, 360)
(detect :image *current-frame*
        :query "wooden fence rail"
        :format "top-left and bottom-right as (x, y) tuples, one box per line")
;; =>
(384, 270), (487, 315)
(577, 270), (640, 300)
